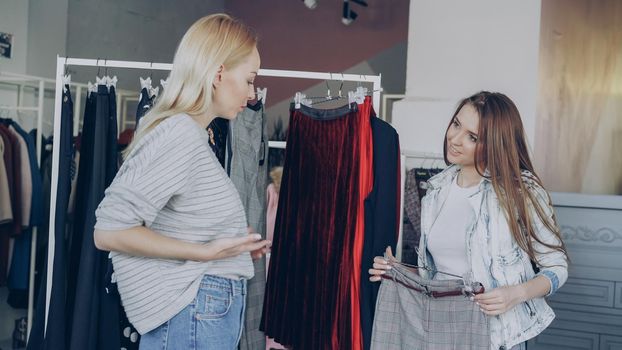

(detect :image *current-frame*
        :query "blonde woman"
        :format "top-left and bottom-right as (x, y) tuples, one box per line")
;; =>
(94, 14), (271, 349)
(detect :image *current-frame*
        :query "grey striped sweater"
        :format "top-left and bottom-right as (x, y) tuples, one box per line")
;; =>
(95, 114), (253, 334)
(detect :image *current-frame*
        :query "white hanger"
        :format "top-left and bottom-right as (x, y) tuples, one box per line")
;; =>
(139, 76), (152, 90)
(95, 76), (106, 86)
(62, 74), (71, 93)
(294, 92), (312, 109)
(149, 86), (159, 98)
(348, 89), (365, 104)
(87, 81), (98, 95)
(106, 75), (118, 90)
(256, 87), (267, 104)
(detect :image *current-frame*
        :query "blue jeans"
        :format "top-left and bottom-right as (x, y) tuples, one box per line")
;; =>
(139, 275), (247, 350)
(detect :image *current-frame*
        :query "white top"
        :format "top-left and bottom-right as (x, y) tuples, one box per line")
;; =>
(427, 175), (478, 280)
(95, 114), (254, 334)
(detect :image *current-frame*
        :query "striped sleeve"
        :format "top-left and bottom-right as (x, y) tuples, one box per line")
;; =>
(95, 120), (199, 230)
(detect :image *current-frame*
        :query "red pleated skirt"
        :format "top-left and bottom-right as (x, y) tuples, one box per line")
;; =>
(261, 98), (373, 350)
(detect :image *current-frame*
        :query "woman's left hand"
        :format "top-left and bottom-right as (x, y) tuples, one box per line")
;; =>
(472, 285), (525, 316)
(248, 227), (271, 260)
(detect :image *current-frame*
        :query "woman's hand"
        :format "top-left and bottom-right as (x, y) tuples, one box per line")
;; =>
(472, 285), (525, 316)
(248, 227), (271, 260)
(369, 246), (394, 282)
(203, 233), (271, 261)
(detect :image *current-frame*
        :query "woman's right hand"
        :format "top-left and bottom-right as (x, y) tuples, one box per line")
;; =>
(369, 246), (394, 282)
(203, 234), (271, 261)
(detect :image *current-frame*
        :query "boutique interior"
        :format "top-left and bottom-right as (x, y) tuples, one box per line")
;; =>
(0, 1), (621, 350)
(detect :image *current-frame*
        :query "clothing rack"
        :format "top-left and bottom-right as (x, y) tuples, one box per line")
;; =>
(0, 72), (46, 339)
(43, 55), (383, 337)
(1, 71), (138, 339)
(1, 71), (137, 137)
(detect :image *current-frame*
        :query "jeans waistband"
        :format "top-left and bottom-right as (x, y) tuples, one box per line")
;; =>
(200, 274), (247, 296)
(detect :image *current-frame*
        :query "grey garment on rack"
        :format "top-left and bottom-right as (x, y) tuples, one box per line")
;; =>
(226, 101), (269, 350)
(401, 168), (422, 264)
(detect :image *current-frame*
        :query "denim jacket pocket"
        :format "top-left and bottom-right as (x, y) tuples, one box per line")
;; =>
(497, 246), (523, 266)
(195, 286), (233, 320)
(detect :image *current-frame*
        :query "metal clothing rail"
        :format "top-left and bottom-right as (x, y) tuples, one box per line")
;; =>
(43, 55), (383, 336)
(1, 71), (137, 138)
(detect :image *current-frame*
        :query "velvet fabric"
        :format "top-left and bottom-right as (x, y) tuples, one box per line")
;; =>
(261, 101), (372, 350)
(350, 96), (374, 350)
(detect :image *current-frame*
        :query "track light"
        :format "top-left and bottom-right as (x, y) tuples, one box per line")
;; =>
(302, 0), (318, 10)
(342, 0), (368, 25)
(342, 0), (357, 25)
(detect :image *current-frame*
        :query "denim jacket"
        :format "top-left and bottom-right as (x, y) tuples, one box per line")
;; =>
(417, 165), (568, 350)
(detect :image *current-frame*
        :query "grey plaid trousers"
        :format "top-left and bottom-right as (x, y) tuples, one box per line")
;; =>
(227, 103), (269, 350)
(371, 263), (490, 350)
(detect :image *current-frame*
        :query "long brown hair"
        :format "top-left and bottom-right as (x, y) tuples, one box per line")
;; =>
(443, 91), (568, 266)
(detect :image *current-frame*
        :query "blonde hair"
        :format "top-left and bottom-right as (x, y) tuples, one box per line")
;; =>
(270, 166), (283, 193)
(124, 13), (257, 158)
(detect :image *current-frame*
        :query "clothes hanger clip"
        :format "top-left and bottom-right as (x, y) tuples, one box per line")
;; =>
(325, 73), (334, 100)
(348, 91), (356, 105)
(295, 92), (311, 109)
(338, 79), (344, 98)
(257, 87), (267, 104)
(353, 88), (365, 104)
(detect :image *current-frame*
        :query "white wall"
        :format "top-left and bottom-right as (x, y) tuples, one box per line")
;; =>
(27, 0), (69, 79)
(65, 0), (225, 91)
(0, 0), (29, 74)
(392, 0), (541, 155)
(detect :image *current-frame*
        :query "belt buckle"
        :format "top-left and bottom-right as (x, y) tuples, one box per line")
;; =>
(423, 285), (435, 298)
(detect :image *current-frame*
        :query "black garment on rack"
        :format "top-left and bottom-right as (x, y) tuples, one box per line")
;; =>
(68, 84), (120, 350)
(135, 87), (154, 128)
(27, 134), (52, 350)
(107, 86), (119, 176)
(26, 85), (74, 350)
(207, 117), (228, 168)
(46, 84), (75, 348)
(65, 91), (96, 331)
(360, 117), (401, 350)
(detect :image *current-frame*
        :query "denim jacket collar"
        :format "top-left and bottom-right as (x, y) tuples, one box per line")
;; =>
(427, 165), (491, 197)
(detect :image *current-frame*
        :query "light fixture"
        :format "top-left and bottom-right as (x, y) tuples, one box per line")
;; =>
(303, 0), (318, 10)
(342, 0), (368, 26)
